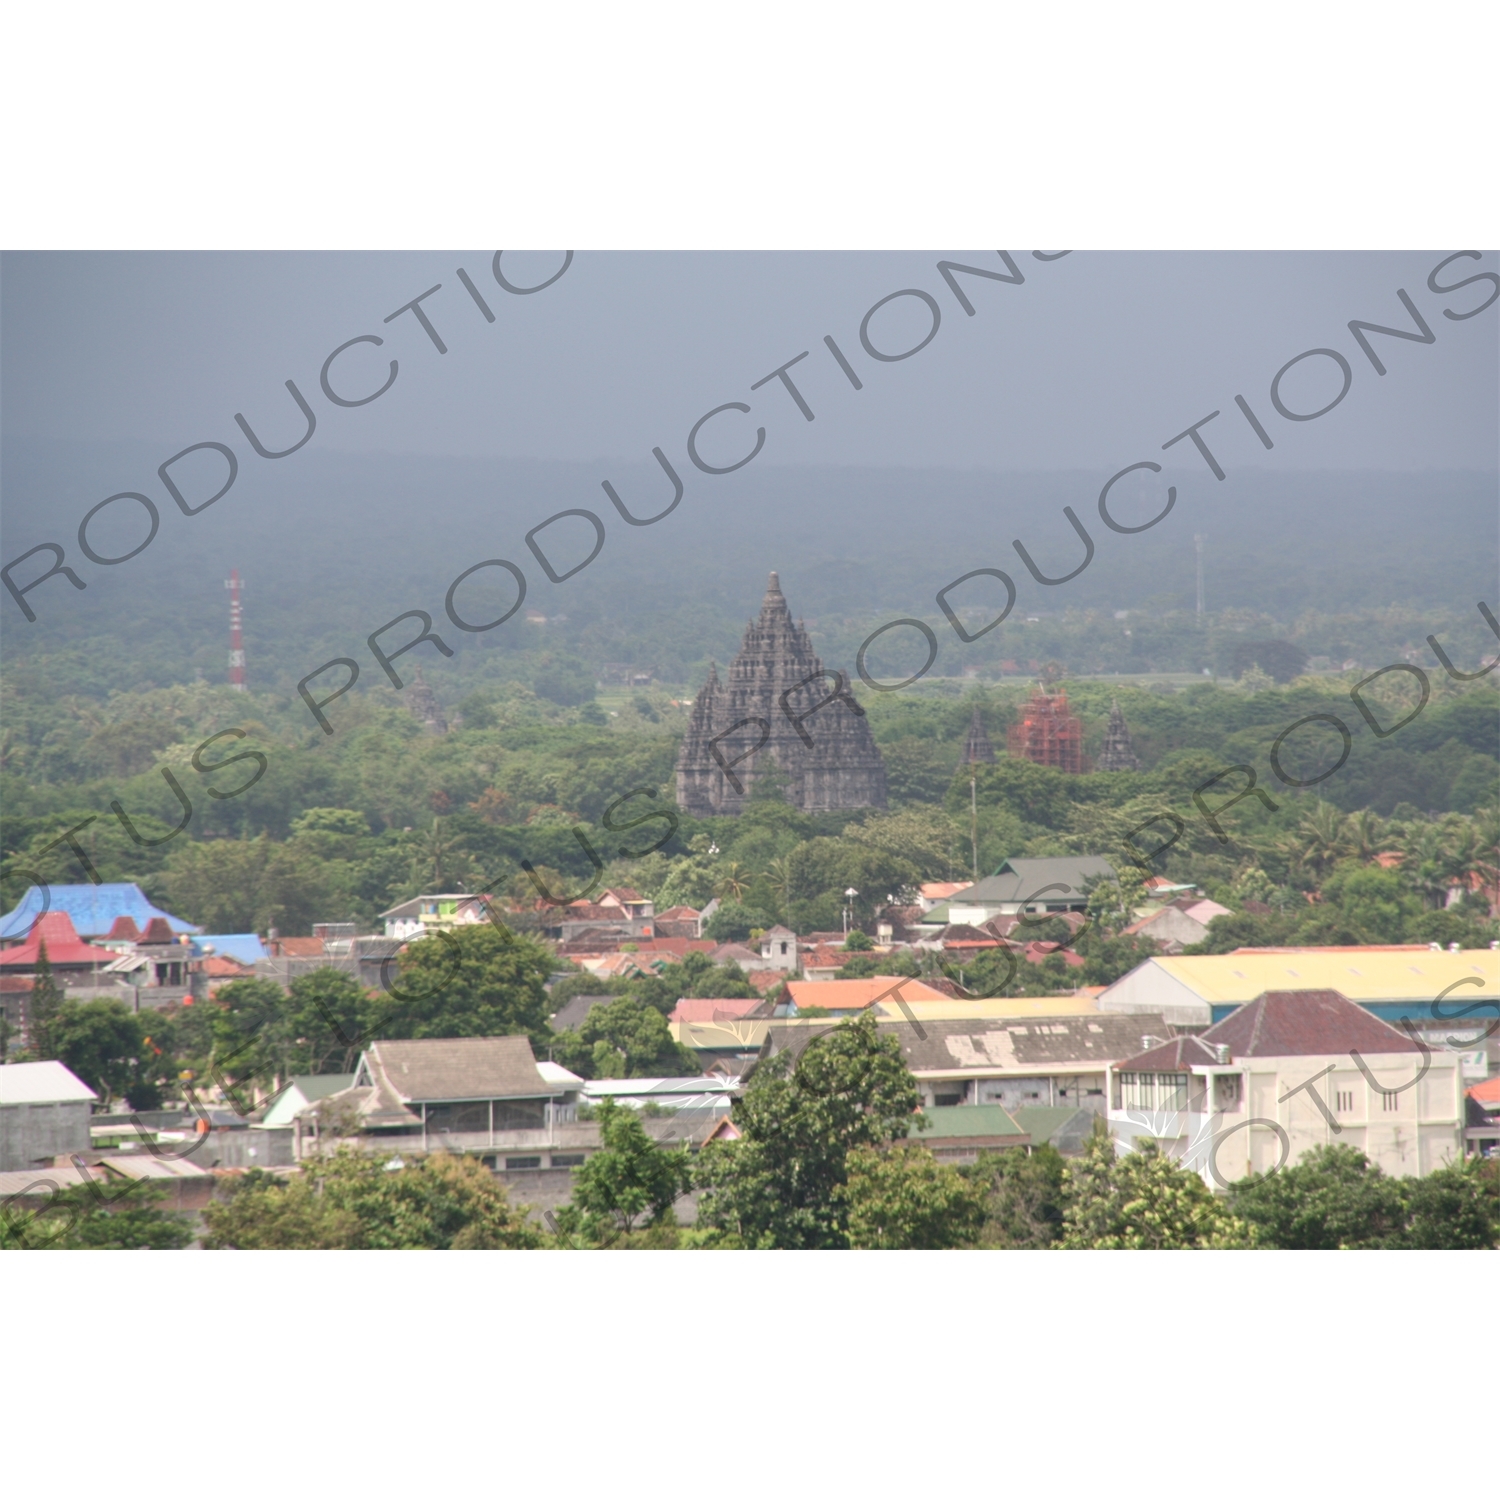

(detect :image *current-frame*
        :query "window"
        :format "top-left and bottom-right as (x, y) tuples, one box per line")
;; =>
(549, 1154), (585, 1168)
(1119, 1073), (1188, 1112)
(1382, 1091), (1400, 1112)
(1336, 1090), (1354, 1113)
(934, 1091), (963, 1107)
(1214, 1074), (1244, 1113)
(505, 1156), (542, 1170)
(494, 1099), (547, 1130)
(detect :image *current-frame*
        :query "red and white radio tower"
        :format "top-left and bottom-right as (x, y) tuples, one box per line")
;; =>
(225, 569), (246, 690)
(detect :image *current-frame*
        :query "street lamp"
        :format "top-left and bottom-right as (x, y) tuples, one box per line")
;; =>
(843, 887), (859, 935)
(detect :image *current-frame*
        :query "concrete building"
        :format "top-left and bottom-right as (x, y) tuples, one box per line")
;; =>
(941, 856), (1117, 925)
(1097, 947), (1500, 1036)
(380, 893), (496, 941)
(1122, 897), (1233, 953)
(0, 1060), (97, 1171)
(1108, 989), (1467, 1184)
(763, 1012), (1165, 1115)
(758, 925), (799, 972)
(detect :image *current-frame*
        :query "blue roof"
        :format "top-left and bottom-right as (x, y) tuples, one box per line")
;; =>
(0, 883), (199, 942)
(195, 934), (268, 965)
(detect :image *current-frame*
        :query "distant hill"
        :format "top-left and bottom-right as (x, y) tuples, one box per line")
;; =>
(2, 439), (1495, 704)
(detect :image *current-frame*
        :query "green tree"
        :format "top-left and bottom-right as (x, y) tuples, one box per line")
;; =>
(1083, 867), (1149, 937)
(693, 1012), (921, 1248)
(840, 1143), (988, 1249)
(50, 999), (160, 1109)
(25, 938), (65, 1060)
(629, 950), (757, 1013)
(703, 900), (773, 944)
(568, 1097), (692, 1241)
(200, 1168), (361, 1248)
(550, 993), (699, 1079)
(836, 951), (921, 981)
(1059, 1126), (1249, 1249)
(3, 1181), (193, 1250)
(202, 1150), (540, 1249)
(1404, 1157), (1499, 1249)
(209, 977), (294, 1108)
(1076, 930), (1161, 988)
(283, 968), (371, 1074)
(53, 1183), (194, 1249)
(1224, 1144), (1408, 1249)
(375, 924), (555, 1047)
(975, 1144), (1068, 1248)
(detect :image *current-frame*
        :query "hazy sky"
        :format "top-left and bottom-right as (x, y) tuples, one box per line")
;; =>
(4, 251), (1496, 480)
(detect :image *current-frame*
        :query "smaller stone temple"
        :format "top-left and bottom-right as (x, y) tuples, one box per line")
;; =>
(962, 707), (996, 764)
(1095, 698), (1141, 772)
(675, 572), (887, 816)
(405, 668), (448, 734)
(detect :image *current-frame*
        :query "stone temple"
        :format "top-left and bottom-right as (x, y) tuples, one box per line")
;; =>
(675, 572), (888, 816)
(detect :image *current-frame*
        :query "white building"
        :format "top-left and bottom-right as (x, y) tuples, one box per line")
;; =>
(0, 1060), (97, 1171)
(1108, 988), (1465, 1186)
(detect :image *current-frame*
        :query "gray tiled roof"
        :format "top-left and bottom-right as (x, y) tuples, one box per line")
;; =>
(885, 1014), (1168, 1073)
(950, 857), (1117, 906)
(366, 1036), (557, 1102)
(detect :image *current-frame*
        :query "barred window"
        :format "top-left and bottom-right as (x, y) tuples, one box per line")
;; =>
(1120, 1072), (1188, 1112)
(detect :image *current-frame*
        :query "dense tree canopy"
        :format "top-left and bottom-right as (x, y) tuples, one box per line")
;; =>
(693, 1013), (921, 1248)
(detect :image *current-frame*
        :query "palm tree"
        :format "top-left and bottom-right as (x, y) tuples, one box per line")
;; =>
(1397, 819), (1456, 909)
(1343, 808), (1393, 864)
(408, 817), (476, 891)
(764, 855), (796, 923)
(714, 861), (751, 903)
(1277, 801), (1350, 885)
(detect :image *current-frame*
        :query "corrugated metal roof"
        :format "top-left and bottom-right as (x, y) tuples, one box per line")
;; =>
(0, 883), (197, 942)
(909, 1104), (1025, 1139)
(0, 1060), (98, 1104)
(1141, 949), (1498, 1004)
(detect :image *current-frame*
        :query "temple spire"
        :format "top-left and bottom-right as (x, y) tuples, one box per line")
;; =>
(963, 706), (996, 764)
(1096, 698), (1140, 772)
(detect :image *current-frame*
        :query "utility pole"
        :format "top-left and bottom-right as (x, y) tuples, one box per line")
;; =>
(1194, 535), (1206, 617)
(970, 776), (979, 883)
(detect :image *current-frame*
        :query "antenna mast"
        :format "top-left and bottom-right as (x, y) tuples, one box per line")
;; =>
(226, 570), (245, 690)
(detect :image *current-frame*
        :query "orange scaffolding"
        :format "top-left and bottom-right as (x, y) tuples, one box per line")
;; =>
(1007, 686), (1087, 773)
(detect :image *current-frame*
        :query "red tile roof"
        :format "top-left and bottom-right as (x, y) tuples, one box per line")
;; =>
(634, 938), (716, 959)
(140, 917), (177, 944)
(203, 956), (254, 977)
(106, 915), (142, 942)
(670, 998), (768, 1024)
(269, 936), (325, 958)
(1120, 989), (1422, 1072)
(0, 912), (107, 969)
(1467, 1076), (1500, 1107)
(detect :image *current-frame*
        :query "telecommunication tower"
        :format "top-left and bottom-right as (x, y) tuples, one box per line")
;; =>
(225, 570), (245, 690)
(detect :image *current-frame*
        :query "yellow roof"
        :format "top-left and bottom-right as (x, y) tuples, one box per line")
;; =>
(1151, 948), (1498, 1005)
(875, 994), (1102, 1020)
(672, 1019), (770, 1050)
